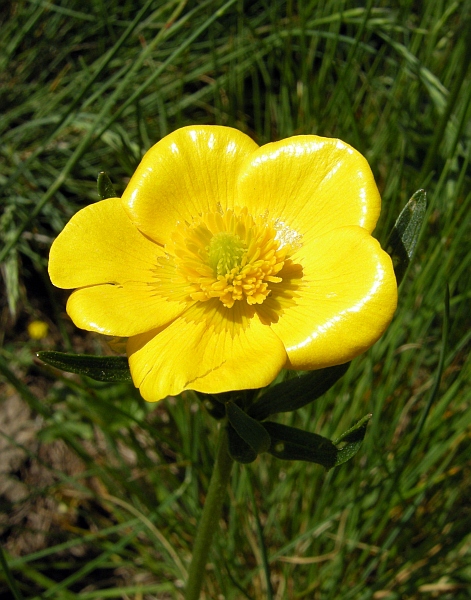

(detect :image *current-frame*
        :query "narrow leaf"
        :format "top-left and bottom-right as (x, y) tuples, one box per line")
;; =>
(37, 351), (132, 383)
(97, 171), (117, 200)
(262, 422), (338, 470)
(226, 401), (271, 454)
(248, 363), (350, 421)
(386, 189), (427, 285)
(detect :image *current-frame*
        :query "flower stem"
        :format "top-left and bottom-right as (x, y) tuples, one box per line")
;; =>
(185, 423), (234, 600)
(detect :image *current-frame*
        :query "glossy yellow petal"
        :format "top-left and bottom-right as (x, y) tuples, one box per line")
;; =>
(269, 226), (397, 369)
(122, 126), (259, 245)
(66, 283), (186, 336)
(237, 136), (381, 245)
(49, 198), (162, 288)
(49, 198), (186, 335)
(127, 300), (287, 402)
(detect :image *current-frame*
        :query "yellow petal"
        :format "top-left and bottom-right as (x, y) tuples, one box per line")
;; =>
(66, 283), (186, 336)
(49, 197), (186, 335)
(127, 300), (287, 402)
(49, 198), (160, 288)
(237, 136), (381, 245)
(269, 226), (397, 369)
(122, 126), (259, 244)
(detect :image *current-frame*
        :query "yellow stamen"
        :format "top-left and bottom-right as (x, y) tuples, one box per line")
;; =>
(154, 207), (301, 309)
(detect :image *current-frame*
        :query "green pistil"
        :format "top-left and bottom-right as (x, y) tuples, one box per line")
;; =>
(208, 232), (246, 276)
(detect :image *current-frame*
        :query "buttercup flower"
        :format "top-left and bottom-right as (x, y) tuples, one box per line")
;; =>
(49, 126), (397, 402)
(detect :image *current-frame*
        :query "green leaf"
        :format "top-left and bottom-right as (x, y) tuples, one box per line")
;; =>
(262, 422), (338, 470)
(386, 189), (427, 285)
(226, 401), (271, 454)
(97, 171), (117, 200)
(226, 423), (258, 464)
(37, 351), (132, 383)
(248, 363), (350, 421)
(334, 414), (372, 466)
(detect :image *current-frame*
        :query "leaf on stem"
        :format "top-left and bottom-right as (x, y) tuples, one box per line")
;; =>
(334, 413), (372, 466)
(386, 189), (427, 285)
(37, 351), (132, 382)
(226, 423), (258, 464)
(262, 421), (338, 470)
(248, 363), (350, 421)
(226, 401), (271, 454)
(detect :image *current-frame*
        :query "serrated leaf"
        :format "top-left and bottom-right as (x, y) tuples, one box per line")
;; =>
(37, 351), (132, 383)
(334, 414), (372, 466)
(248, 363), (350, 421)
(386, 189), (427, 285)
(97, 171), (117, 200)
(262, 421), (338, 470)
(226, 423), (258, 464)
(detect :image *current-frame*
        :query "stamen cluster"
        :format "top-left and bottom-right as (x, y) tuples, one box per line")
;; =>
(160, 208), (288, 308)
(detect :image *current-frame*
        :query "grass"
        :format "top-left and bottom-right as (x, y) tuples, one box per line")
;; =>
(1, 0), (471, 598)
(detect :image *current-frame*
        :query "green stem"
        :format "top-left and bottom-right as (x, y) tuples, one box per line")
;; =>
(185, 424), (234, 600)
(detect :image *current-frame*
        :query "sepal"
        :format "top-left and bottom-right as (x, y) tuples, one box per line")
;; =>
(37, 351), (132, 382)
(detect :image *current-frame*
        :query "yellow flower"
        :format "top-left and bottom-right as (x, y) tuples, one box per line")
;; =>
(49, 126), (397, 402)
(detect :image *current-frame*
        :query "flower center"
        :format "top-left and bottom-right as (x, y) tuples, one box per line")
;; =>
(208, 232), (246, 277)
(156, 207), (301, 309)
